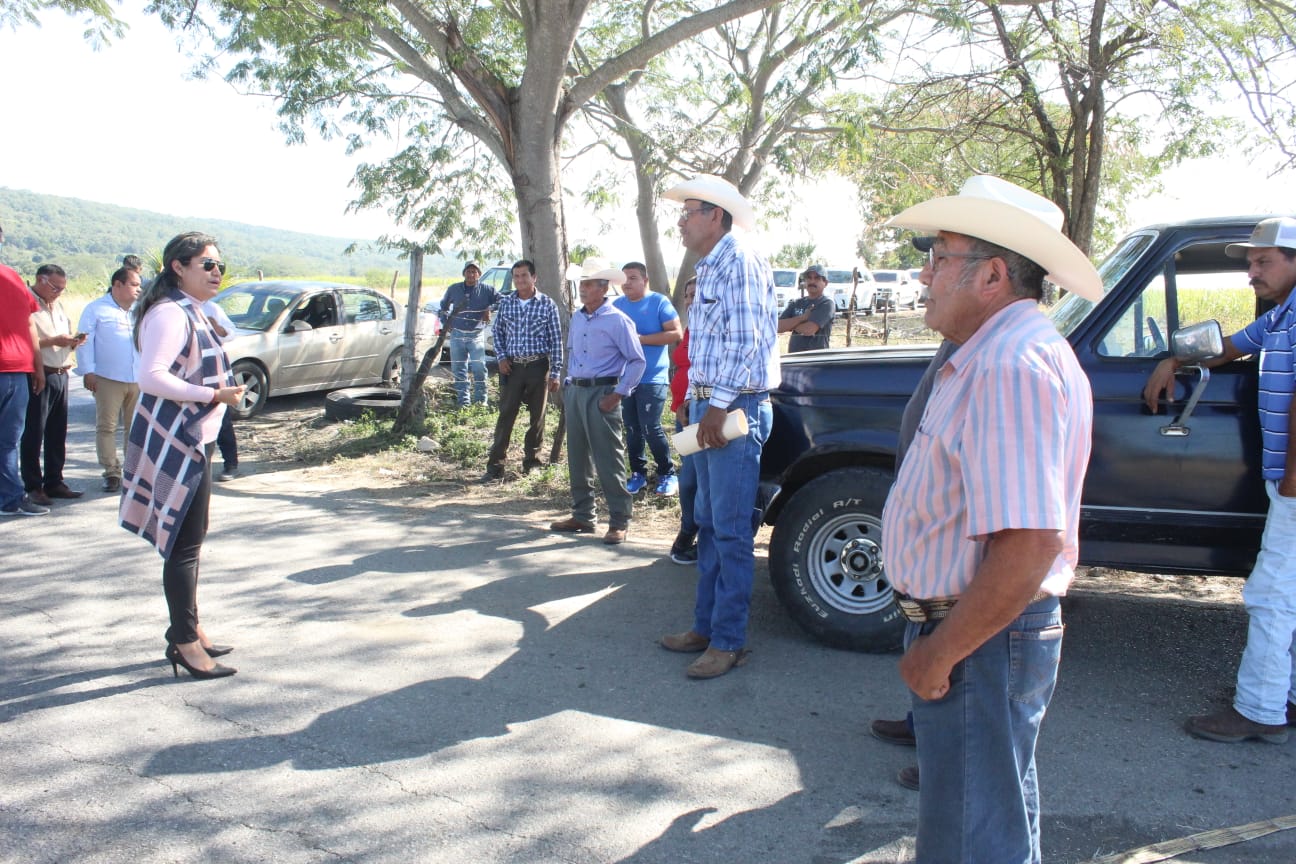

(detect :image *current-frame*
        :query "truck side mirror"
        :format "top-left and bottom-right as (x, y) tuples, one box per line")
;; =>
(1170, 320), (1224, 363)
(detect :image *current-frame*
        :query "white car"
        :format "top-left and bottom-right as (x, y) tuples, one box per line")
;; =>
(824, 265), (875, 315)
(772, 267), (801, 310)
(872, 269), (921, 310)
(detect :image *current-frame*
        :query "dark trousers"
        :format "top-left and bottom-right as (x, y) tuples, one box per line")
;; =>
(163, 446), (213, 645)
(216, 410), (238, 469)
(487, 359), (550, 473)
(20, 370), (68, 492)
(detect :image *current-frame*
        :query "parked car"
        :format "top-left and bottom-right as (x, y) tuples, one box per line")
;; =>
(871, 269), (920, 310)
(910, 269), (927, 304)
(758, 215), (1285, 651)
(824, 265), (876, 315)
(213, 281), (436, 419)
(772, 267), (801, 310)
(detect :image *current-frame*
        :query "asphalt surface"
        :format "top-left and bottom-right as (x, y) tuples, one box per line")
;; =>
(3, 381), (1296, 863)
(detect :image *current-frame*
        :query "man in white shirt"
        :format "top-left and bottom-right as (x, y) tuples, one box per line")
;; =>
(76, 267), (141, 493)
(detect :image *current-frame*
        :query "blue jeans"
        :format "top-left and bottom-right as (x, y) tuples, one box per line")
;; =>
(448, 331), (488, 406)
(623, 382), (674, 477)
(908, 596), (1063, 864)
(689, 393), (772, 651)
(0, 372), (29, 509)
(1235, 481), (1296, 725)
(675, 418), (698, 537)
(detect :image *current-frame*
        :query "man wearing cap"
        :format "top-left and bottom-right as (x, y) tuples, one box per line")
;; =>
(880, 175), (1098, 862)
(76, 266), (142, 493)
(777, 264), (835, 353)
(440, 262), (499, 408)
(0, 225), (49, 516)
(483, 259), (562, 481)
(657, 174), (779, 680)
(22, 264), (86, 505)
(1144, 216), (1296, 745)
(550, 261), (645, 545)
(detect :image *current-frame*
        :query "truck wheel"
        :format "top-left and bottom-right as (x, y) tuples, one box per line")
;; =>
(230, 360), (268, 419)
(769, 467), (905, 652)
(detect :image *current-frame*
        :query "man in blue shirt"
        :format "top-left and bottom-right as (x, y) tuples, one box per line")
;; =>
(614, 262), (682, 496)
(439, 262), (499, 408)
(76, 266), (142, 492)
(1145, 216), (1296, 743)
(658, 175), (779, 680)
(550, 260), (645, 545)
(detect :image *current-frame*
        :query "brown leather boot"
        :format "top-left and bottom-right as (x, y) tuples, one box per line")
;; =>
(1186, 706), (1289, 743)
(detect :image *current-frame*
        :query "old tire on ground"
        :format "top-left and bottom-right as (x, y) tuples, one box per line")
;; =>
(230, 360), (268, 420)
(768, 466), (905, 652)
(324, 387), (403, 422)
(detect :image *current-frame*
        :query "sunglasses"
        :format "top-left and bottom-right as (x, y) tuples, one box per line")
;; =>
(200, 258), (227, 276)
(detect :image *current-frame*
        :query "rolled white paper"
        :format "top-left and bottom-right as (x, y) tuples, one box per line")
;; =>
(672, 409), (749, 456)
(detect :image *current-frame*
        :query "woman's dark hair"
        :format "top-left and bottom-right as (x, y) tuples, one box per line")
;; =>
(133, 231), (219, 349)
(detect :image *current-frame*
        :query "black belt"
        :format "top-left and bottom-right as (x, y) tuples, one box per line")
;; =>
(42, 366), (71, 375)
(570, 376), (618, 386)
(692, 385), (765, 399)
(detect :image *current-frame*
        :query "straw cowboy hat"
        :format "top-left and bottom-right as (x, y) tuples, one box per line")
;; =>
(575, 258), (627, 286)
(885, 175), (1103, 302)
(663, 174), (757, 232)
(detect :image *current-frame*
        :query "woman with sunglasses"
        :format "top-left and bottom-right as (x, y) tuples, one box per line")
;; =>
(121, 232), (244, 680)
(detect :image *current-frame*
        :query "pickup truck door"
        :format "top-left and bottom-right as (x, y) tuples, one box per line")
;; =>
(1075, 232), (1266, 575)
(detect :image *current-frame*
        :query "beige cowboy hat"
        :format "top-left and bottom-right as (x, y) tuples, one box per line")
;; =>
(662, 174), (757, 232)
(575, 257), (627, 286)
(885, 175), (1103, 302)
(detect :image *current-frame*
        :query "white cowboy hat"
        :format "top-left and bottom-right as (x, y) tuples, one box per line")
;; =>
(662, 174), (756, 232)
(885, 175), (1103, 302)
(576, 257), (627, 286)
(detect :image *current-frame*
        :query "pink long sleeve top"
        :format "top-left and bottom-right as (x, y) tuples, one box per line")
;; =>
(137, 300), (226, 444)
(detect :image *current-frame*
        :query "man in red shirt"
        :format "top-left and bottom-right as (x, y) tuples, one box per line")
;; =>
(0, 225), (48, 515)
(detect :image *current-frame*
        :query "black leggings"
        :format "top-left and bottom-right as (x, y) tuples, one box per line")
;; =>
(162, 445), (213, 645)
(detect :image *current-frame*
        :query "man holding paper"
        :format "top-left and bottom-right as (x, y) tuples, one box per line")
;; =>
(658, 175), (779, 679)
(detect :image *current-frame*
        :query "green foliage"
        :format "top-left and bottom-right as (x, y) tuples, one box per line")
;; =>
(0, 186), (467, 280)
(773, 242), (817, 267)
(1, 0), (123, 43)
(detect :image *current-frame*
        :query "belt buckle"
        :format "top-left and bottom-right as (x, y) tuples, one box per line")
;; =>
(896, 595), (928, 624)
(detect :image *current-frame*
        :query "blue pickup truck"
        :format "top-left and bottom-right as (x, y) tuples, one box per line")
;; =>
(759, 216), (1289, 652)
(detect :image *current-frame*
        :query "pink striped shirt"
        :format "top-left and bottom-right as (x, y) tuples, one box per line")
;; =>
(881, 299), (1092, 599)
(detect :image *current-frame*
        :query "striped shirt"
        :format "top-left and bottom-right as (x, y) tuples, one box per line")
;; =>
(687, 231), (780, 407)
(881, 300), (1093, 599)
(492, 291), (563, 377)
(1233, 292), (1296, 481)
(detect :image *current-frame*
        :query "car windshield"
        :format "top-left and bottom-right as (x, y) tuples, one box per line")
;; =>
(873, 272), (898, 282)
(1046, 230), (1157, 337)
(215, 285), (303, 332)
(773, 271), (798, 288)
(826, 270), (855, 283)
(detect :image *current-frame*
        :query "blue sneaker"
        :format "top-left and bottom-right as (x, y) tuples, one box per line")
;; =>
(654, 475), (679, 496)
(626, 472), (648, 494)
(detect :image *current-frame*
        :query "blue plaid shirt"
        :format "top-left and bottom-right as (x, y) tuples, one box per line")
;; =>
(687, 231), (780, 407)
(492, 291), (563, 378)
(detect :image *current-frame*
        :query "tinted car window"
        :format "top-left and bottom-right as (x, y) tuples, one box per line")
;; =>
(479, 266), (512, 297)
(216, 285), (302, 332)
(873, 272), (898, 282)
(341, 289), (395, 323)
(773, 270), (798, 288)
(291, 292), (341, 329)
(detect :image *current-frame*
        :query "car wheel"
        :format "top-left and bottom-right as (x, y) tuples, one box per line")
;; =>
(768, 466), (905, 652)
(383, 348), (403, 388)
(324, 386), (403, 422)
(229, 360), (268, 420)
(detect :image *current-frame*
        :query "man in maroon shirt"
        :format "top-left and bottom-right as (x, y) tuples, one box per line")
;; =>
(0, 225), (48, 515)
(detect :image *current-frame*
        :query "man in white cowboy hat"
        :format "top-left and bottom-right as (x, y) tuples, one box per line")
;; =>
(879, 175), (1098, 863)
(1144, 216), (1296, 745)
(549, 259), (645, 545)
(657, 174), (779, 679)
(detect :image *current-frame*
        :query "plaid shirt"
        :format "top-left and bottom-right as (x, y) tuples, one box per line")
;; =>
(687, 231), (780, 407)
(492, 290), (563, 378)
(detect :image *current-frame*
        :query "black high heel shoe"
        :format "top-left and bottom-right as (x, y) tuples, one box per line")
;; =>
(166, 643), (237, 680)
(202, 644), (234, 658)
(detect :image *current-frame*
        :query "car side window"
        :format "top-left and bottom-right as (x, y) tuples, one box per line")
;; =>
(1097, 240), (1255, 359)
(342, 290), (395, 323)
(291, 292), (341, 329)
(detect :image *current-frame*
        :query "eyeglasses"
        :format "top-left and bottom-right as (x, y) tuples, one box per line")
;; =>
(679, 205), (715, 222)
(200, 258), (227, 275)
(929, 249), (993, 274)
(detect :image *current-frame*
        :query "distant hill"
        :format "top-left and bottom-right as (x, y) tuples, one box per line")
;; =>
(0, 187), (466, 282)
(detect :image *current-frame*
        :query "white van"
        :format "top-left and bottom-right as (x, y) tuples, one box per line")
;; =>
(772, 268), (801, 310)
(824, 265), (875, 315)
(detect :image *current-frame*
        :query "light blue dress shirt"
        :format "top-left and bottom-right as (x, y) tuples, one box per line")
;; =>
(76, 291), (138, 383)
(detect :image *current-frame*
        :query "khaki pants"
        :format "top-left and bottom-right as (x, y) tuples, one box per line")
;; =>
(94, 376), (139, 479)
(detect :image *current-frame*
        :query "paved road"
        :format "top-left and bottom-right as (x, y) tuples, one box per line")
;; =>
(3, 384), (1296, 863)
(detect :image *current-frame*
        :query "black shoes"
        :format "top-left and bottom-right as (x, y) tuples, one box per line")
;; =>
(166, 643), (237, 680)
